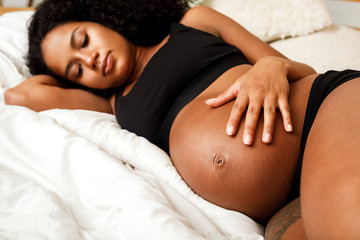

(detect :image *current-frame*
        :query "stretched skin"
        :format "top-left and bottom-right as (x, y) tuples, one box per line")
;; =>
(169, 64), (316, 223)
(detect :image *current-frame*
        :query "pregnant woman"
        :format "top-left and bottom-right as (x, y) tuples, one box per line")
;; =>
(5, 0), (360, 239)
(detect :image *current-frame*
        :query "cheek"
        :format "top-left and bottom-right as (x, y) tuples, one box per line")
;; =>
(80, 71), (106, 89)
(114, 52), (134, 79)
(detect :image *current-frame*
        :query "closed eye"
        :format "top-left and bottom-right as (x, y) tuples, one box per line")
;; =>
(82, 34), (89, 48)
(77, 63), (83, 78)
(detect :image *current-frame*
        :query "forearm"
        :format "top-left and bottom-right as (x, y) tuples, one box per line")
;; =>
(216, 15), (317, 78)
(5, 75), (113, 113)
(183, 6), (317, 78)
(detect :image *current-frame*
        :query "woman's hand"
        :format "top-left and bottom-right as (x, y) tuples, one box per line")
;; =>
(205, 56), (293, 145)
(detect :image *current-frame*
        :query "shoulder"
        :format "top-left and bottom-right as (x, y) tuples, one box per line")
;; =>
(180, 6), (244, 40)
(179, 6), (222, 37)
(182, 5), (214, 18)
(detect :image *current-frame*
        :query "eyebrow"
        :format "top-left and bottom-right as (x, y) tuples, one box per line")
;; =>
(65, 26), (80, 79)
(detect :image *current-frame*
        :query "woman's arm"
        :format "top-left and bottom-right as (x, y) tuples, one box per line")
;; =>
(181, 6), (316, 144)
(181, 6), (315, 77)
(5, 75), (113, 113)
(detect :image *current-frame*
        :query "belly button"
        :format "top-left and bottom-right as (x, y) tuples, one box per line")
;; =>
(212, 153), (225, 167)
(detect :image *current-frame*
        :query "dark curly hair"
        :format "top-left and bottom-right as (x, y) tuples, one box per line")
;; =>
(26, 0), (194, 96)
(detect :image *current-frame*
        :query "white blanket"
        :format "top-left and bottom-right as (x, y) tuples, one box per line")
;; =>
(0, 106), (263, 240)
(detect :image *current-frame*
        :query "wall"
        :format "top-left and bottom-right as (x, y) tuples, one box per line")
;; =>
(326, 0), (360, 28)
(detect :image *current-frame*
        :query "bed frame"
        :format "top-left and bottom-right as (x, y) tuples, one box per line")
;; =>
(0, 7), (33, 15)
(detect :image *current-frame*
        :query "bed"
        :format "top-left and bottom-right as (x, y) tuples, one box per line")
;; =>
(0, 0), (359, 239)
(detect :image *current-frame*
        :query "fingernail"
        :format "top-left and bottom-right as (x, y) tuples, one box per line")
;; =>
(226, 125), (234, 135)
(263, 133), (271, 143)
(205, 99), (214, 104)
(244, 134), (252, 145)
(287, 124), (293, 132)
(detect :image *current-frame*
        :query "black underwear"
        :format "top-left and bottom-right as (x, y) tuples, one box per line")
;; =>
(288, 69), (360, 202)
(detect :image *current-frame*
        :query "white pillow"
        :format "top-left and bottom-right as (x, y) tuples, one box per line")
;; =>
(0, 11), (33, 106)
(200, 0), (332, 42)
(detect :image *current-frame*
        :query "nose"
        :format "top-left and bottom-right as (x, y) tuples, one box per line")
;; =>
(78, 50), (99, 69)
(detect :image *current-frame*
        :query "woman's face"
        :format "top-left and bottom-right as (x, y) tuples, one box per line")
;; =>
(41, 22), (136, 89)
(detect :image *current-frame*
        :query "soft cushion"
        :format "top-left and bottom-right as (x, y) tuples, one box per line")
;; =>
(200, 0), (332, 42)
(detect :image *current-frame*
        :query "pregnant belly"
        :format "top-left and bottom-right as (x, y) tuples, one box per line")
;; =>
(169, 65), (305, 223)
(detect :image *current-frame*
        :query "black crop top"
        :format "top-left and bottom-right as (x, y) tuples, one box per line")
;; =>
(115, 23), (250, 153)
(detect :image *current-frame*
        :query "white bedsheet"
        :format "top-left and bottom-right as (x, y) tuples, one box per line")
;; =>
(0, 106), (263, 240)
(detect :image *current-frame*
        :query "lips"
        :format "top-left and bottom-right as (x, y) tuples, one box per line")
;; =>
(102, 52), (113, 76)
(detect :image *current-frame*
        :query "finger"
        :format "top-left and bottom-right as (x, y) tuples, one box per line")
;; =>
(205, 83), (239, 107)
(278, 96), (293, 132)
(262, 97), (277, 144)
(243, 100), (262, 145)
(226, 94), (248, 136)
